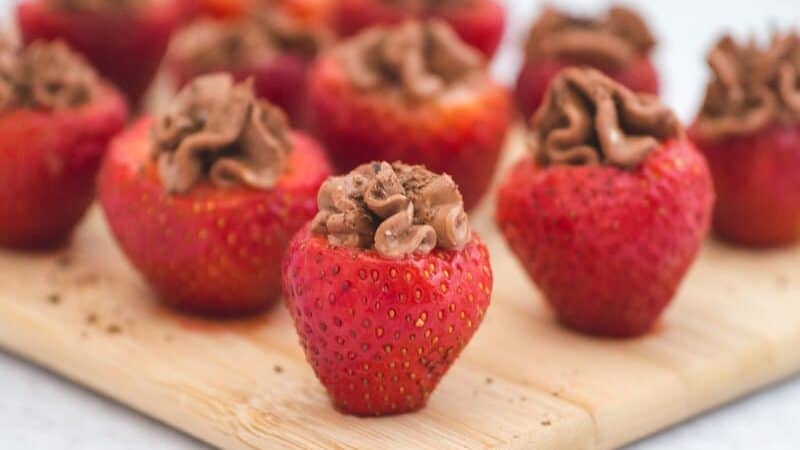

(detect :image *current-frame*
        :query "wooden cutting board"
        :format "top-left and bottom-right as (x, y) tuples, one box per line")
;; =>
(0, 130), (798, 450)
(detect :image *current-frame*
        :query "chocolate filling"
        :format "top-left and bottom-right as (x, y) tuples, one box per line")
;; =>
(530, 67), (681, 168)
(48, 0), (144, 13)
(152, 74), (291, 194)
(696, 33), (800, 140)
(525, 6), (655, 69)
(311, 162), (470, 258)
(0, 38), (97, 112)
(337, 20), (484, 101)
(169, 12), (323, 74)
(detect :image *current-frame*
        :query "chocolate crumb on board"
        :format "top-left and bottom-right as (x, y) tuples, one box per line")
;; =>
(56, 254), (73, 268)
(106, 324), (122, 334)
(85, 313), (98, 325)
(46, 293), (61, 305)
(273, 365), (284, 374)
(485, 377), (493, 384)
(541, 419), (552, 426)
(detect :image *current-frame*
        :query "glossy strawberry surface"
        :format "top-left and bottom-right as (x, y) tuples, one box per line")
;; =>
(690, 123), (800, 247)
(283, 227), (492, 415)
(496, 139), (713, 337)
(0, 86), (127, 249)
(99, 118), (332, 315)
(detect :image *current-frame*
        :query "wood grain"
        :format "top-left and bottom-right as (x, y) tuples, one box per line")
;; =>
(0, 130), (798, 449)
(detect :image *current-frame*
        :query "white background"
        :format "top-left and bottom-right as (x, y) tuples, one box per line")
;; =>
(1, 0), (799, 448)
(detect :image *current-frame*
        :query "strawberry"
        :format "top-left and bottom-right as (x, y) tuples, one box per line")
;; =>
(0, 41), (128, 249)
(308, 20), (512, 210)
(496, 68), (713, 337)
(99, 75), (332, 315)
(166, 12), (327, 127)
(332, 0), (505, 57)
(514, 6), (659, 119)
(689, 124), (800, 247)
(17, 0), (190, 106)
(282, 161), (492, 415)
(689, 33), (800, 247)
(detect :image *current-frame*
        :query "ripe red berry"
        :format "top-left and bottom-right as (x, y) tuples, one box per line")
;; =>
(690, 124), (800, 247)
(0, 85), (127, 249)
(497, 139), (713, 337)
(99, 119), (331, 315)
(283, 227), (492, 415)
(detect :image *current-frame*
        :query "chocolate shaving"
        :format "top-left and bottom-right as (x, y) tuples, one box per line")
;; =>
(338, 20), (483, 101)
(152, 74), (291, 194)
(696, 32), (800, 140)
(530, 67), (681, 168)
(0, 38), (97, 112)
(312, 162), (469, 258)
(525, 5), (655, 69)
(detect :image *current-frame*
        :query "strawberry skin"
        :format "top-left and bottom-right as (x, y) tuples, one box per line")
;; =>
(496, 139), (713, 337)
(689, 123), (800, 247)
(308, 55), (512, 210)
(17, 0), (189, 106)
(332, 0), (505, 57)
(0, 86), (127, 249)
(514, 56), (659, 120)
(282, 227), (492, 416)
(99, 118), (332, 315)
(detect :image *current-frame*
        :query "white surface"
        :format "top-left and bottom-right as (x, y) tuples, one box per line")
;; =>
(1, 0), (799, 449)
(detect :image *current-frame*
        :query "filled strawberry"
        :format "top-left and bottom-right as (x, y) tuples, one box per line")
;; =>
(99, 74), (331, 315)
(17, 0), (190, 106)
(166, 9), (328, 127)
(497, 68), (713, 337)
(332, 0), (505, 58)
(689, 33), (800, 247)
(0, 39), (127, 249)
(514, 5), (659, 119)
(283, 161), (492, 416)
(308, 20), (512, 210)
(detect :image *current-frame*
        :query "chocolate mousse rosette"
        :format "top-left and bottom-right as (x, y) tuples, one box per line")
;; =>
(515, 5), (660, 119)
(333, 0), (505, 57)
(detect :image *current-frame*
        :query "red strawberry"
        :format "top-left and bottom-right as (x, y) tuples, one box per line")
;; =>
(497, 140), (712, 337)
(283, 227), (491, 415)
(514, 5), (659, 119)
(515, 56), (659, 121)
(0, 38), (128, 249)
(0, 86), (127, 249)
(99, 76), (332, 315)
(497, 68), (713, 337)
(166, 13), (326, 127)
(689, 124), (800, 246)
(688, 33), (800, 247)
(308, 21), (512, 210)
(17, 0), (190, 106)
(332, 0), (505, 57)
